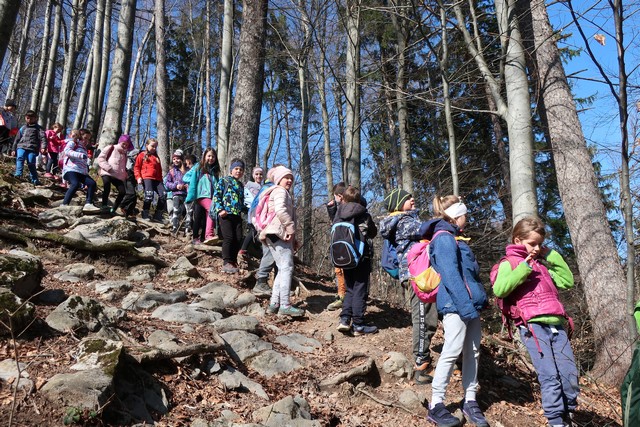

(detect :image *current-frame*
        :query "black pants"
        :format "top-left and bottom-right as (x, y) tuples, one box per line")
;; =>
(46, 152), (60, 174)
(192, 202), (206, 240)
(142, 179), (166, 219)
(340, 258), (371, 326)
(101, 175), (126, 210)
(219, 213), (243, 264)
(120, 171), (138, 215)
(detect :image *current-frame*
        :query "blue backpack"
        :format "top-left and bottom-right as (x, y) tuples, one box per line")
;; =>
(330, 221), (365, 269)
(381, 238), (400, 279)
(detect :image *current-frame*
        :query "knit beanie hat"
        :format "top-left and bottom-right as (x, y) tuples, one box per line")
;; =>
(172, 149), (184, 158)
(230, 159), (245, 171)
(118, 134), (134, 151)
(270, 165), (294, 186)
(384, 188), (412, 212)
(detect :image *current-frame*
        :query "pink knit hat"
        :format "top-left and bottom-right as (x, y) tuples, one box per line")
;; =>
(269, 165), (293, 186)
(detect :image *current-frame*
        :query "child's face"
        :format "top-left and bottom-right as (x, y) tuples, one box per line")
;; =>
(231, 167), (244, 180)
(278, 174), (293, 190)
(82, 132), (92, 145)
(53, 124), (62, 133)
(204, 151), (216, 164)
(185, 159), (194, 169)
(514, 231), (544, 258)
(455, 214), (467, 229)
(172, 156), (182, 167)
(119, 139), (132, 150)
(25, 115), (37, 124)
(334, 193), (344, 204)
(402, 197), (415, 211)
(253, 169), (264, 183)
(147, 141), (157, 152)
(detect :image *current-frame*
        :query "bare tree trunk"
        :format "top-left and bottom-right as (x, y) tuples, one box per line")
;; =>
(343, 0), (361, 188)
(30, 0), (51, 111)
(390, 0), (412, 194)
(98, 0), (137, 149)
(6, 0), (34, 100)
(227, 0), (268, 171)
(154, 0), (169, 173)
(526, 0), (633, 384)
(204, 0), (212, 149)
(485, 84), (512, 223)
(0, 0), (21, 69)
(73, 50), (93, 129)
(39, 0), (62, 128)
(86, 0), (106, 136)
(125, 16), (153, 135)
(217, 0), (233, 161)
(315, 59), (333, 197)
(56, 0), (86, 129)
(333, 81), (346, 178)
(97, 0), (112, 124)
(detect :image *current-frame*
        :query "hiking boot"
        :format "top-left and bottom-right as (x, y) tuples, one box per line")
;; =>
(266, 303), (279, 314)
(82, 203), (101, 214)
(427, 403), (461, 427)
(222, 263), (239, 274)
(278, 305), (305, 317)
(337, 317), (351, 333)
(252, 280), (272, 297)
(352, 324), (378, 336)
(414, 359), (433, 384)
(462, 400), (489, 427)
(327, 296), (344, 311)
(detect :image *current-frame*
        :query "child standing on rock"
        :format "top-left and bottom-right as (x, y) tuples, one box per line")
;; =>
(165, 149), (190, 234)
(44, 122), (64, 178)
(134, 138), (166, 223)
(12, 110), (46, 185)
(96, 134), (132, 215)
(60, 129), (100, 214)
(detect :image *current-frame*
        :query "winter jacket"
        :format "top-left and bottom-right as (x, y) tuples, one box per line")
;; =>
(258, 185), (296, 242)
(379, 210), (432, 282)
(215, 176), (246, 216)
(244, 181), (262, 210)
(185, 162), (219, 203)
(97, 144), (128, 182)
(165, 166), (188, 197)
(424, 218), (488, 321)
(12, 124), (45, 152)
(45, 129), (64, 153)
(492, 245), (573, 325)
(133, 151), (163, 181)
(333, 202), (378, 260)
(0, 110), (18, 136)
(62, 140), (90, 176)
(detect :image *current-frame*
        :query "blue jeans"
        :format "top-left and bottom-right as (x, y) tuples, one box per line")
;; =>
(63, 171), (96, 205)
(15, 148), (39, 182)
(520, 323), (580, 425)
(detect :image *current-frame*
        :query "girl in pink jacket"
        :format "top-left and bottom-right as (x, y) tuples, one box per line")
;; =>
(96, 135), (133, 215)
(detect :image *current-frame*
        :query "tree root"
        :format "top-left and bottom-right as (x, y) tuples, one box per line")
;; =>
(127, 331), (227, 363)
(0, 225), (168, 266)
(354, 383), (415, 415)
(320, 354), (375, 389)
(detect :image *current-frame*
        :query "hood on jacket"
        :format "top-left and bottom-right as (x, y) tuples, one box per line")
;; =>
(334, 202), (366, 223)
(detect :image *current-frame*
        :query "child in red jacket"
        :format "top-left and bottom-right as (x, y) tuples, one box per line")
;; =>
(133, 138), (166, 222)
(44, 122), (64, 178)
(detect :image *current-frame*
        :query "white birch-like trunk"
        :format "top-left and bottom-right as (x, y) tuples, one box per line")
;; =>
(204, 0), (212, 149)
(124, 16), (153, 135)
(217, 0), (233, 160)
(7, 0), (34, 100)
(38, 0), (62, 128)
(154, 0), (169, 172)
(86, 0), (106, 135)
(344, 0), (361, 188)
(97, 0), (112, 124)
(30, 0), (51, 111)
(0, 0), (21, 68)
(56, 0), (85, 129)
(98, 0), (137, 149)
(73, 50), (93, 129)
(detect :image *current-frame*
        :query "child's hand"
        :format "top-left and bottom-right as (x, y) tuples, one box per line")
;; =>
(327, 199), (335, 207)
(137, 178), (142, 185)
(219, 210), (228, 218)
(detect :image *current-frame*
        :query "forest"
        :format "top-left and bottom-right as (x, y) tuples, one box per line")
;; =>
(0, 0), (638, 424)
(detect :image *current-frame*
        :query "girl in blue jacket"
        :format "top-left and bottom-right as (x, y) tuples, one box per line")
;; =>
(426, 195), (488, 427)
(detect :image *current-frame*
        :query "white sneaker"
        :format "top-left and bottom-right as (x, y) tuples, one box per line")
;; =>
(82, 203), (100, 214)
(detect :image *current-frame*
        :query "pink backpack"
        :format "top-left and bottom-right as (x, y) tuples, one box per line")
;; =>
(406, 230), (452, 303)
(253, 186), (277, 232)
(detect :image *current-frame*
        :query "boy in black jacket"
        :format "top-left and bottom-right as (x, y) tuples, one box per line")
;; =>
(334, 186), (378, 335)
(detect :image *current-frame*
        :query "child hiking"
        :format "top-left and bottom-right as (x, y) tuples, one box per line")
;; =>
(325, 182), (348, 311)
(425, 195), (488, 427)
(239, 166), (264, 259)
(379, 188), (439, 384)
(334, 185), (378, 336)
(491, 216), (579, 427)
(60, 129), (100, 213)
(165, 149), (191, 234)
(214, 158), (247, 274)
(96, 134), (132, 215)
(185, 148), (220, 244)
(44, 122), (64, 178)
(134, 138), (166, 223)
(12, 110), (46, 185)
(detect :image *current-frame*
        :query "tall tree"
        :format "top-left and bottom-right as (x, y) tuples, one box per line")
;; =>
(343, 0), (361, 188)
(227, 0), (269, 171)
(524, 0), (633, 383)
(6, 0), (34, 100)
(217, 0), (233, 159)
(38, 0), (62, 127)
(154, 0), (169, 172)
(0, 0), (21, 69)
(124, 15), (153, 135)
(98, 0), (137, 149)
(86, 0), (106, 135)
(30, 0), (52, 111)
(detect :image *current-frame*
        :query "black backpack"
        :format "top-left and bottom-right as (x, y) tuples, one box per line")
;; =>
(330, 221), (365, 269)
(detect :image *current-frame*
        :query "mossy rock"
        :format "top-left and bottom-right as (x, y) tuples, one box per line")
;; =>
(0, 288), (36, 337)
(0, 250), (44, 298)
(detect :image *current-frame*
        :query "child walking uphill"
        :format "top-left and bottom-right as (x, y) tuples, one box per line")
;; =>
(379, 188), (439, 384)
(185, 148), (220, 244)
(12, 110), (46, 185)
(239, 166), (264, 259)
(426, 195), (488, 427)
(491, 216), (578, 427)
(334, 186), (378, 335)
(44, 122), (64, 178)
(96, 134), (132, 215)
(258, 166), (304, 318)
(214, 158), (247, 274)
(134, 138), (166, 222)
(165, 149), (190, 234)
(60, 129), (100, 214)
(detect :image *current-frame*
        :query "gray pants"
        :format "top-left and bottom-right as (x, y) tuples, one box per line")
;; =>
(267, 238), (294, 307)
(256, 243), (275, 280)
(431, 314), (481, 406)
(410, 290), (439, 365)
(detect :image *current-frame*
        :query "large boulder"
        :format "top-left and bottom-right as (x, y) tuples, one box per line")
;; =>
(0, 250), (44, 298)
(45, 296), (122, 334)
(65, 217), (139, 244)
(165, 256), (201, 283)
(252, 395), (321, 427)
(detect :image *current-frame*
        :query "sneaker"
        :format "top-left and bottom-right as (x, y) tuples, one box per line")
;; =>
(352, 324), (378, 336)
(414, 360), (433, 384)
(327, 296), (344, 311)
(44, 172), (54, 178)
(222, 263), (239, 274)
(82, 203), (101, 214)
(427, 403), (461, 427)
(337, 321), (351, 333)
(462, 400), (489, 427)
(266, 304), (279, 314)
(252, 281), (272, 297)
(278, 305), (305, 317)
(192, 238), (202, 245)
(203, 236), (219, 245)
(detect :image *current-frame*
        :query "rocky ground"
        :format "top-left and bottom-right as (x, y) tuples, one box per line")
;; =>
(0, 160), (624, 427)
